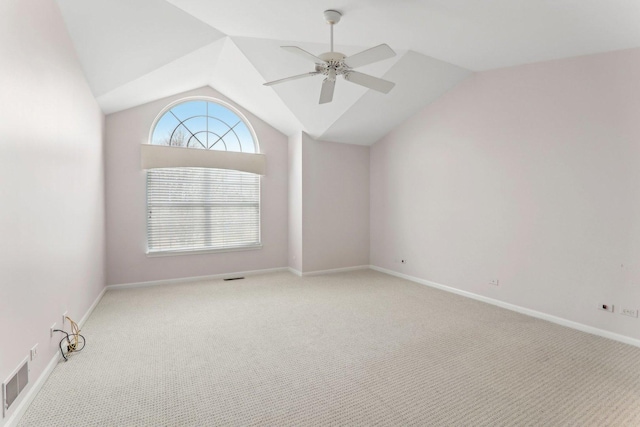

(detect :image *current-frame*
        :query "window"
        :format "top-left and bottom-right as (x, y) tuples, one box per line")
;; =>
(146, 98), (261, 255)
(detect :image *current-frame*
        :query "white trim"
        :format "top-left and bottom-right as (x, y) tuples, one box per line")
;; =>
(106, 267), (290, 290)
(370, 265), (640, 349)
(2, 357), (29, 419)
(287, 265), (370, 277)
(301, 265), (369, 277)
(288, 267), (302, 277)
(3, 353), (58, 427)
(78, 287), (107, 328)
(3, 287), (107, 427)
(141, 145), (266, 175)
(146, 244), (263, 258)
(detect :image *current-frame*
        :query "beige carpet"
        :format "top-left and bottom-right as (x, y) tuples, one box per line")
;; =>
(19, 270), (640, 426)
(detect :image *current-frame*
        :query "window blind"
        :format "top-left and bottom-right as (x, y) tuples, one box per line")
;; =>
(147, 168), (260, 254)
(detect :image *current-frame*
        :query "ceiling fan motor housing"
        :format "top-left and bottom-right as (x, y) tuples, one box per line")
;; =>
(319, 52), (345, 62)
(318, 52), (349, 81)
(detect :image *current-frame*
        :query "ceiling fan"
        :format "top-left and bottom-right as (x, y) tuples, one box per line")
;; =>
(263, 10), (397, 104)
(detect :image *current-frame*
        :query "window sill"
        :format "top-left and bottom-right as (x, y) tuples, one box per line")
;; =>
(146, 244), (263, 257)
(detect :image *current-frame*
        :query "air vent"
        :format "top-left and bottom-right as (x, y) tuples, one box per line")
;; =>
(3, 358), (28, 418)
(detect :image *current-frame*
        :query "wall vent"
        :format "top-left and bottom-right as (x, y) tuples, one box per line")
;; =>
(2, 358), (28, 418)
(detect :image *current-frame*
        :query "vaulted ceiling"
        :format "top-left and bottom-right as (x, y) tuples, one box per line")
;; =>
(56, 0), (640, 145)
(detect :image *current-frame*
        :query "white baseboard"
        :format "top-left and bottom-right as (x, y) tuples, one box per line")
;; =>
(3, 286), (107, 427)
(370, 265), (640, 349)
(3, 351), (61, 427)
(300, 265), (370, 277)
(106, 267), (290, 290)
(78, 287), (106, 328)
(288, 267), (302, 277)
(107, 266), (372, 289)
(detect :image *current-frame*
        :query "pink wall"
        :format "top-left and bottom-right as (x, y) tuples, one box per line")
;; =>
(105, 87), (289, 285)
(300, 134), (370, 273)
(0, 0), (106, 422)
(371, 48), (640, 341)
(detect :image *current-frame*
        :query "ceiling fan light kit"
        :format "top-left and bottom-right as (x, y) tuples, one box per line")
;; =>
(263, 10), (397, 104)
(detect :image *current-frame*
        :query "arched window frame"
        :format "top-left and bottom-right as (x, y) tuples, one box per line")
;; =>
(148, 96), (261, 154)
(144, 97), (263, 256)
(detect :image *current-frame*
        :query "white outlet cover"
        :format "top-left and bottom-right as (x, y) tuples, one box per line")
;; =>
(30, 344), (38, 361)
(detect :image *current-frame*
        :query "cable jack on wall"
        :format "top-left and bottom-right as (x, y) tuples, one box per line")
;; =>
(53, 316), (86, 361)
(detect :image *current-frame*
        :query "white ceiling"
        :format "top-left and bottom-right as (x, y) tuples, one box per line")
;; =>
(56, 0), (640, 145)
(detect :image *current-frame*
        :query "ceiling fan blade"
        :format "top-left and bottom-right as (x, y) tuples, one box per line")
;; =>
(319, 78), (335, 104)
(281, 46), (325, 64)
(344, 71), (395, 93)
(263, 72), (320, 86)
(343, 44), (396, 69)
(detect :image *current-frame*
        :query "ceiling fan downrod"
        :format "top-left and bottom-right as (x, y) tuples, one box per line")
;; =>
(324, 10), (342, 53)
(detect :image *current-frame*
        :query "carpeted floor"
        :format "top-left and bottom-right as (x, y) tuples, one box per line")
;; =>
(19, 270), (640, 426)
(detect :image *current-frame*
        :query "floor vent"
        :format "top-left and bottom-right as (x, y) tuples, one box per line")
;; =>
(224, 277), (245, 281)
(3, 358), (28, 418)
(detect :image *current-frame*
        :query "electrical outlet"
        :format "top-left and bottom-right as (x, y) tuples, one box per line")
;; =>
(598, 304), (614, 313)
(50, 323), (57, 337)
(489, 279), (499, 286)
(30, 344), (38, 361)
(62, 311), (68, 326)
(621, 308), (639, 318)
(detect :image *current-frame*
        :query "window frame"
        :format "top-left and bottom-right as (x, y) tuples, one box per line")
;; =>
(145, 97), (262, 257)
(147, 96), (260, 152)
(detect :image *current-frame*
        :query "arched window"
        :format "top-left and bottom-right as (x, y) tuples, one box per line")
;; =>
(145, 98), (262, 255)
(150, 100), (258, 153)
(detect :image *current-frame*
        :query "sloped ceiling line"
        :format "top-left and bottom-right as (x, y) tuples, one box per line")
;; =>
(103, 1), (640, 144)
(56, 0), (478, 145)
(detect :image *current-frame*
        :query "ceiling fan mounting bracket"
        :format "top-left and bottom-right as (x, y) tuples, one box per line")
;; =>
(324, 10), (342, 25)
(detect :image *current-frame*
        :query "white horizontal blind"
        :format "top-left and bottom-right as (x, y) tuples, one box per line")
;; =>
(147, 168), (260, 254)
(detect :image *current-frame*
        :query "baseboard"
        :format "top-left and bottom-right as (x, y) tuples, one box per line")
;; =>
(106, 267), (290, 290)
(3, 286), (107, 427)
(288, 267), (302, 277)
(300, 265), (370, 277)
(78, 287), (106, 328)
(3, 351), (61, 427)
(288, 265), (370, 277)
(370, 265), (640, 349)
(107, 266), (372, 289)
